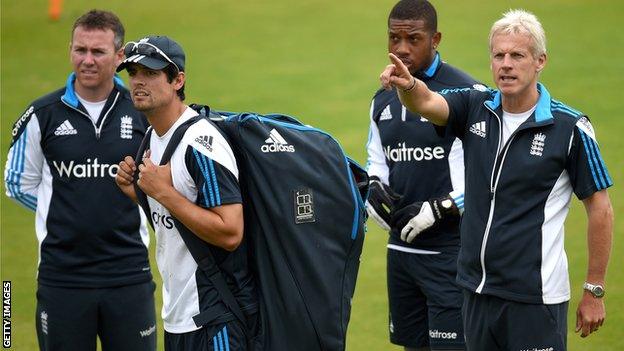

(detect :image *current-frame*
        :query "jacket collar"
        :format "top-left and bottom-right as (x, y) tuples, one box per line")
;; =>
(61, 73), (125, 108)
(484, 82), (553, 123)
(415, 52), (441, 80)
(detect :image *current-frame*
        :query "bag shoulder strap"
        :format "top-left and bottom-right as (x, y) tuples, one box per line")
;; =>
(134, 126), (154, 228)
(160, 114), (204, 165)
(133, 114), (204, 224)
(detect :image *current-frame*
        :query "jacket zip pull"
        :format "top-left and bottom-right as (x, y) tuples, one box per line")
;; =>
(94, 92), (120, 140)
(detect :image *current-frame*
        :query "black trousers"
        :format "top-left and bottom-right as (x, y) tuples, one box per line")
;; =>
(387, 248), (465, 349)
(462, 289), (568, 351)
(36, 281), (157, 351)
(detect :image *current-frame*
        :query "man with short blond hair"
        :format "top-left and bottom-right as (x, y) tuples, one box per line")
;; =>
(380, 9), (613, 350)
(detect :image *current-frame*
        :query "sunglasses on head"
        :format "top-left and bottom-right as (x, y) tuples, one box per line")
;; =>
(124, 41), (180, 72)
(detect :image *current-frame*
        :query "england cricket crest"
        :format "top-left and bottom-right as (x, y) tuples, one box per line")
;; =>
(120, 115), (133, 139)
(530, 132), (546, 156)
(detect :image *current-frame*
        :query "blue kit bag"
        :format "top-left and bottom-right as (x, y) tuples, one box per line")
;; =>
(193, 105), (369, 351)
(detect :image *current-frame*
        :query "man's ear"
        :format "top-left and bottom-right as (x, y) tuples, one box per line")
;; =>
(115, 47), (124, 68)
(536, 53), (547, 73)
(432, 31), (442, 50)
(174, 71), (185, 90)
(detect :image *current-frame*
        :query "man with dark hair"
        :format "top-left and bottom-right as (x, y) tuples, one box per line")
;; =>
(380, 8), (613, 351)
(387, 0), (437, 30)
(115, 35), (259, 350)
(72, 9), (125, 50)
(4, 9), (155, 351)
(366, 0), (482, 350)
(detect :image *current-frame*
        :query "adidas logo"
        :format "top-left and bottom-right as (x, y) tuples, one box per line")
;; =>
(469, 121), (486, 138)
(194, 135), (213, 151)
(54, 120), (78, 136)
(379, 105), (393, 121)
(530, 132), (546, 156)
(261, 129), (295, 153)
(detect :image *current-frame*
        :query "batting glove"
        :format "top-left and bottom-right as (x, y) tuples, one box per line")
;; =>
(365, 176), (402, 231)
(391, 194), (460, 243)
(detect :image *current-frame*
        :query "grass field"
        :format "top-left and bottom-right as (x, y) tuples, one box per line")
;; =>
(1, 0), (622, 350)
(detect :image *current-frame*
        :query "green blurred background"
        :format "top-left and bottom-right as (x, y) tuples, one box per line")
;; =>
(1, 0), (622, 349)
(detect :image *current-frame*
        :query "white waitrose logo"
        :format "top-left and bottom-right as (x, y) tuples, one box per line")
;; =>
(379, 105), (393, 121)
(469, 121), (486, 138)
(40, 311), (48, 335)
(54, 120), (78, 136)
(384, 142), (445, 162)
(520, 348), (554, 351)
(120, 115), (133, 139)
(429, 329), (458, 340)
(261, 129), (295, 153)
(12, 105), (34, 137)
(530, 133), (546, 156)
(53, 158), (119, 178)
(139, 325), (156, 337)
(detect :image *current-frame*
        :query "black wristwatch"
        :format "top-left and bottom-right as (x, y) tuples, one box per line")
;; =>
(583, 282), (605, 298)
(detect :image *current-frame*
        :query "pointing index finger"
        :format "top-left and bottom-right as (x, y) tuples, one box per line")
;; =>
(388, 53), (409, 76)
